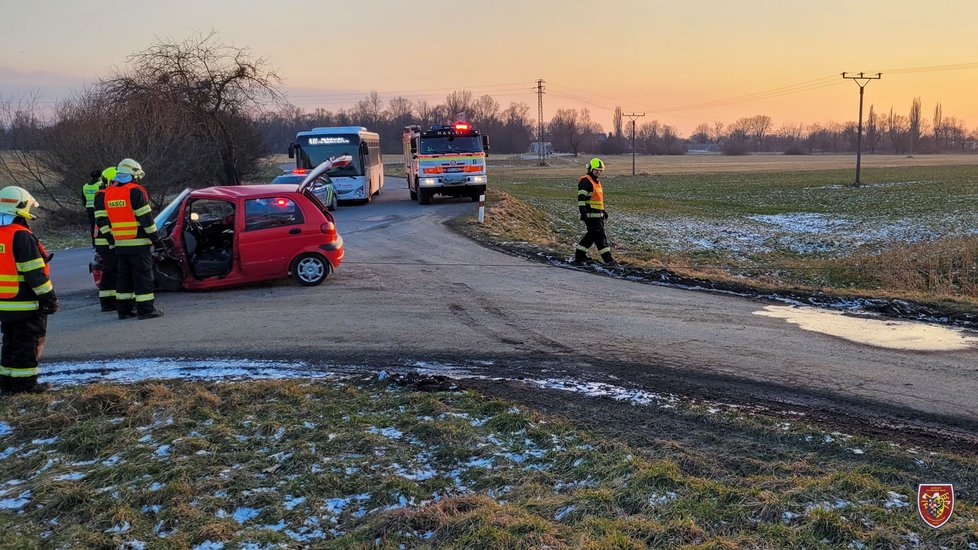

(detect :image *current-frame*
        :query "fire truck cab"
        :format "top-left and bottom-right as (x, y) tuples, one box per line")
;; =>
(403, 123), (490, 204)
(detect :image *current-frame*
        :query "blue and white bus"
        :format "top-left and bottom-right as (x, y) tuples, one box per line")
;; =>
(289, 126), (383, 202)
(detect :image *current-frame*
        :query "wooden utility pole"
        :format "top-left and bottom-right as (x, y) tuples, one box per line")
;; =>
(842, 72), (882, 185)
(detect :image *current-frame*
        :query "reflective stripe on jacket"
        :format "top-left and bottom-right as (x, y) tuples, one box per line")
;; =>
(82, 182), (100, 209)
(577, 174), (605, 218)
(105, 183), (156, 247)
(0, 224), (52, 313)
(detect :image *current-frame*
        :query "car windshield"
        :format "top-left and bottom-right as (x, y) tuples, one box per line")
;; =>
(296, 135), (362, 177)
(419, 136), (483, 155)
(155, 188), (191, 238)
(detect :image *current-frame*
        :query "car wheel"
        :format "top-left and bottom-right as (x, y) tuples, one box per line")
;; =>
(419, 189), (431, 205)
(291, 253), (330, 286)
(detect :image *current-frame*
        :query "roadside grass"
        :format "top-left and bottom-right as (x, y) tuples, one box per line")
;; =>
(460, 163), (978, 307)
(1, 379), (975, 548)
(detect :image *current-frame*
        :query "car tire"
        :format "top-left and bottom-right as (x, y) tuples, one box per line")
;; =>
(291, 253), (330, 286)
(419, 189), (431, 205)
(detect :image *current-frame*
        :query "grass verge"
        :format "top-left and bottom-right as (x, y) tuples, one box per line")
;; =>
(0, 378), (975, 548)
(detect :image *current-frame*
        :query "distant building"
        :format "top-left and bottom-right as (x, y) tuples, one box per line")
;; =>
(529, 142), (554, 155)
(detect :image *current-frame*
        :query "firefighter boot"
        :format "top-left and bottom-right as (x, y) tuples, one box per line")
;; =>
(137, 307), (164, 320)
(100, 297), (116, 313)
(118, 300), (137, 320)
(601, 252), (618, 266)
(573, 248), (591, 266)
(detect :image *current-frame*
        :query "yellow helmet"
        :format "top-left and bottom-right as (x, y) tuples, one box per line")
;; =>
(116, 158), (145, 183)
(588, 158), (605, 172)
(0, 186), (41, 220)
(101, 166), (118, 187)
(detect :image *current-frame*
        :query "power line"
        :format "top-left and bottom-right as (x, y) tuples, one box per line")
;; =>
(841, 72), (882, 185)
(622, 112), (645, 175)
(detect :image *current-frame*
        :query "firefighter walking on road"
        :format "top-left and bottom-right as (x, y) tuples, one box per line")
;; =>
(99, 158), (163, 320)
(0, 186), (58, 394)
(574, 158), (617, 266)
(92, 166), (119, 312)
(82, 170), (101, 247)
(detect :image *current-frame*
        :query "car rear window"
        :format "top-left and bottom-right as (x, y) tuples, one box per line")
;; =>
(244, 197), (304, 231)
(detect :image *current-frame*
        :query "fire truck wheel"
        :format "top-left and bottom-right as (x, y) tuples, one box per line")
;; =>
(419, 189), (431, 205)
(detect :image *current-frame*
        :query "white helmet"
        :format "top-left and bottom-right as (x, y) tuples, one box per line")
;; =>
(0, 186), (40, 220)
(116, 158), (145, 183)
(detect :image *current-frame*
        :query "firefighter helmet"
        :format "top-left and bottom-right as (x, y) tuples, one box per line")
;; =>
(0, 186), (41, 220)
(116, 158), (145, 183)
(588, 158), (605, 172)
(101, 166), (118, 186)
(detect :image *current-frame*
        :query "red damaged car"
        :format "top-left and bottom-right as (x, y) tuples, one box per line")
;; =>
(92, 157), (347, 291)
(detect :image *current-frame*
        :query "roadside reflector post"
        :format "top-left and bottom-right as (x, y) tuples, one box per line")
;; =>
(478, 194), (486, 223)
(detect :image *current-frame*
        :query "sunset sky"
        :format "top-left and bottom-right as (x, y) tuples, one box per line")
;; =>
(3, 0), (978, 135)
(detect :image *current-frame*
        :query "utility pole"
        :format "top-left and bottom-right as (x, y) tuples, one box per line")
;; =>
(623, 112), (645, 176)
(535, 79), (547, 166)
(842, 72), (881, 185)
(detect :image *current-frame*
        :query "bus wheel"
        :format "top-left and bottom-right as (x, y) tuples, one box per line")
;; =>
(419, 189), (431, 205)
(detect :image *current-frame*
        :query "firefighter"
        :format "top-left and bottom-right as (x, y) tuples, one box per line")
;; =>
(82, 170), (101, 247)
(574, 158), (616, 266)
(0, 186), (58, 394)
(92, 166), (119, 312)
(102, 158), (163, 320)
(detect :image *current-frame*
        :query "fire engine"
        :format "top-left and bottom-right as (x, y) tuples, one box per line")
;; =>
(402, 123), (489, 205)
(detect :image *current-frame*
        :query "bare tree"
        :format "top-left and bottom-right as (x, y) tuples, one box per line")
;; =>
(101, 31), (283, 186)
(933, 102), (944, 151)
(908, 97), (923, 155)
(444, 90), (473, 121)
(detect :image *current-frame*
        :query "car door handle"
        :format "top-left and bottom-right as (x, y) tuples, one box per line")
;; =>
(289, 228), (301, 234)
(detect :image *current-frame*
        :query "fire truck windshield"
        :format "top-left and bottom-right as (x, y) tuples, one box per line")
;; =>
(419, 136), (483, 155)
(296, 135), (363, 176)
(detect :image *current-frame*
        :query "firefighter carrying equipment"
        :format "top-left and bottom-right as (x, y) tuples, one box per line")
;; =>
(0, 186), (40, 221)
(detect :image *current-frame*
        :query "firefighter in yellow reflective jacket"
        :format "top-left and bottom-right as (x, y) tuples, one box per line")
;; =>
(97, 158), (163, 320)
(92, 166), (119, 312)
(0, 186), (58, 394)
(574, 158), (616, 266)
(82, 170), (101, 247)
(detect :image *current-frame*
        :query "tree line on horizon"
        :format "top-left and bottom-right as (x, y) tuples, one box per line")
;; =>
(2, 32), (976, 216)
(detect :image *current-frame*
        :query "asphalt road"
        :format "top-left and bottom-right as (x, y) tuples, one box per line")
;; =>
(46, 176), (978, 440)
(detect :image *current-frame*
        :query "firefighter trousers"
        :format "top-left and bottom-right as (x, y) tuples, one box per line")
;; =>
(577, 218), (611, 257)
(98, 247), (118, 310)
(0, 314), (47, 393)
(116, 247), (155, 315)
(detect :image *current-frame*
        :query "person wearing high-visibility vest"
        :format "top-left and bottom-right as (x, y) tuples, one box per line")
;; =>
(574, 158), (617, 266)
(100, 158), (163, 320)
(92, 166), (119, 312)
(0, 186), (58, 394)
(82, 170), (101, 247)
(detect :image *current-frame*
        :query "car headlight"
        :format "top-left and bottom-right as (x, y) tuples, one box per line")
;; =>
(470, 175), (487, 184)
(420, 177), (437, 185)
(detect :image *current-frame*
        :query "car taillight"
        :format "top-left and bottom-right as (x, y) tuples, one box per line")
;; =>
(320, 221), (336, 235)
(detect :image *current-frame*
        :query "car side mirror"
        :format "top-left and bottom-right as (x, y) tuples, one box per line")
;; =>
(288, 142), (295, 159)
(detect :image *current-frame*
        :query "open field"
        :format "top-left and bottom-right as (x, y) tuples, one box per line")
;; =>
(467, 157), (978, 310)
(1, 376), (975, 549)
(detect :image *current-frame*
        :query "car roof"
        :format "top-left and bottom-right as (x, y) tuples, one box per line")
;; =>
(190, 184), (300, 199)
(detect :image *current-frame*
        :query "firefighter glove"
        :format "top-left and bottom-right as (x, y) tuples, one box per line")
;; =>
(39, 295), (59, 315)
(153, 241), (165, 254)
(603, 210), (608, 220)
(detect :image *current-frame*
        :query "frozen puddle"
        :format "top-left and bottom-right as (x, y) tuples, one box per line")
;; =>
(754, 305), (978, 351)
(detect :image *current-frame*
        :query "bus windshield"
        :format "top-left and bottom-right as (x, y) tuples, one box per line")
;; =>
(419, 136), (483, 155)
(297, 135), (362, 177)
